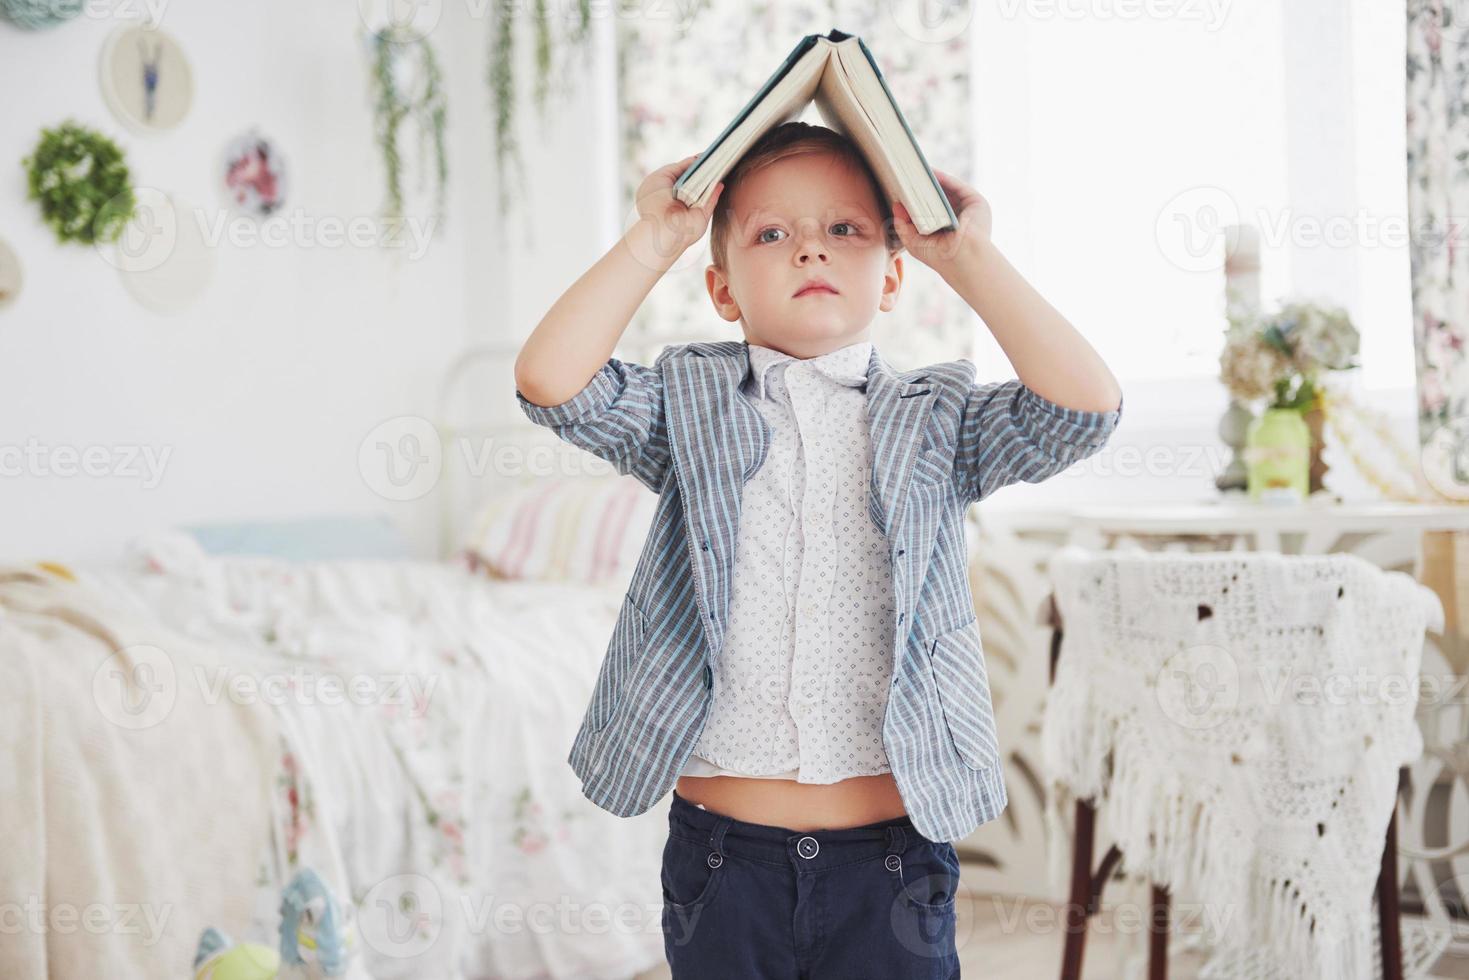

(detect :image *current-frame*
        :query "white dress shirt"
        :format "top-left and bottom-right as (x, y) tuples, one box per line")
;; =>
(681, 339), (897, 783)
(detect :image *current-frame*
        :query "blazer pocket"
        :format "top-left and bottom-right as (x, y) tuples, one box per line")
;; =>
(910, 446), (953, 487)
(927, 618), (1000, 771)
(586, 592), (647, 734)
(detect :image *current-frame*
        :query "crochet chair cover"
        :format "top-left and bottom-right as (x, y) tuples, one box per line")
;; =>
(1041, 546), (1443, 979)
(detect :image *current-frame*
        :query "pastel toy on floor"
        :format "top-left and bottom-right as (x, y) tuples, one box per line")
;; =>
(192, 867), (369, 979)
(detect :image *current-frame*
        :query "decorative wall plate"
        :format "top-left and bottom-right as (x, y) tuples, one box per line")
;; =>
(99, 23), (194, 133)
(108, 187), (214, 313)
(222, 128), (287, 218)
(0, 237), (22, 311)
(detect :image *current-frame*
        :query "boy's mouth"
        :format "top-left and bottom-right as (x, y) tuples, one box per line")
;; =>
(793, 278), (839, 297)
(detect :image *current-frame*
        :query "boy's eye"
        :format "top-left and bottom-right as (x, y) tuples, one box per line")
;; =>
(755, 222), (860, 244)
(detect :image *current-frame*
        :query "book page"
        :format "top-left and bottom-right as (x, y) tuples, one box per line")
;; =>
(818, 40), (951, 234)
(674, 46), (832, 208)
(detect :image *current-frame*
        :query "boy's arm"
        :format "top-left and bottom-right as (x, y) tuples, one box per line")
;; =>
(514, 155), (723, 492)
(514, 355), (670, 492)
(907, 195), (1123, 503)
(943, 238), (1123, 502)
(952, 377), (1122, 503)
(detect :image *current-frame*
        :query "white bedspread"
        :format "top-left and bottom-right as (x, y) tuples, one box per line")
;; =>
(1, 530), (670, 979)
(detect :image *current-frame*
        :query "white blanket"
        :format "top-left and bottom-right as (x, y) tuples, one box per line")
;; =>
(0, 564), (280, 978)
(2, 531), (671, 978)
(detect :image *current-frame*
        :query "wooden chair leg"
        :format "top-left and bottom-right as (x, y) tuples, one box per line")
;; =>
(1378, 770), (1404, 980)
(1149, 884), (1169, 980)
(1061, 798), (1098, 980)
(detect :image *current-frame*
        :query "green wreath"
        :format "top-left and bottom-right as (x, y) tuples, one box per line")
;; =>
(22, 120), (136, 245)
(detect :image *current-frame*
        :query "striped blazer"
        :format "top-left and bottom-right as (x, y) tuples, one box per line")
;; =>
(515, 338), (1123, 842)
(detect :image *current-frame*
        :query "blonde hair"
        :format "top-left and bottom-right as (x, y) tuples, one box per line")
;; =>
(708, 120), (901, 270)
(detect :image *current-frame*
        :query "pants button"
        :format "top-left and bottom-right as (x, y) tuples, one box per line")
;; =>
(796, 836), (820, 859)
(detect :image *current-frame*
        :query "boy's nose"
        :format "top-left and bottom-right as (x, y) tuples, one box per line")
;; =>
(796, 239), (829, 263)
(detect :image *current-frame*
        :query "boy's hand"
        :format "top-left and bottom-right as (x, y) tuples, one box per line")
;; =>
(891, 168), (993, 280)
(631, 154), (726, 268)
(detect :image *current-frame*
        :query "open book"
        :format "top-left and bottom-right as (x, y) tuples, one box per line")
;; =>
(673, 29), (958, 236)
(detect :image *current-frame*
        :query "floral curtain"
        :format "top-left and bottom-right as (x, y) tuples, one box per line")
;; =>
(1407, 1), (1469, 669)
(1407, 0), (1469, 499)
(617, 0), (975, 370)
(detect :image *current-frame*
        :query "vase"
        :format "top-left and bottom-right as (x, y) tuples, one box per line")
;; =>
(1214, 398), (1255, 492)
(1244, 407), (1310, 502)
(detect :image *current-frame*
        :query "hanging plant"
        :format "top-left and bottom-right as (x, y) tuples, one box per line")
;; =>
(367, 24), (448, 234)
(487, 0), (597, 219)
(21, 120), (136, 245)
(483, 0), (718, 219)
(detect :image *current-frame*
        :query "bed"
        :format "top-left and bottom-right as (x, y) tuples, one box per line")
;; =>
(0, 342), (676, 979)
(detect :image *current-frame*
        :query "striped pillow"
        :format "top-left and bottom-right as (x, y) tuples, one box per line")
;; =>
(457, 474), (656, 585)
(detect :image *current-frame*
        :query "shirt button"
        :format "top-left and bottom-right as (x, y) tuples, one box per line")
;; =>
(796, 836), (820, 859)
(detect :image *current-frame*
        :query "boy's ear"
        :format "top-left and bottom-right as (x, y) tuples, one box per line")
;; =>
(705, 264), (742, 323)
(878, 253), (903, 313)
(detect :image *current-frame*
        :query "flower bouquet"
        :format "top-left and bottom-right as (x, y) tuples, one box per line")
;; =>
(1220, 300), (1361, 501)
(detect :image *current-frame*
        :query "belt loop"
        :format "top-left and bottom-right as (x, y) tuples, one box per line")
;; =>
(885, 825), (906, 856)
(710, 815), (732, 858)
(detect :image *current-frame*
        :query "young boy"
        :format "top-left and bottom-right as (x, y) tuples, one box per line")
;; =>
(515, 121), (1122, 977)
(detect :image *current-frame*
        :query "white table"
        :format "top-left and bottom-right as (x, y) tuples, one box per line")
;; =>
(989, 498), (1469, 569)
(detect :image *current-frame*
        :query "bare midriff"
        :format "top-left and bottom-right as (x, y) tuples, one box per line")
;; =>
(674, 771), (907, 831)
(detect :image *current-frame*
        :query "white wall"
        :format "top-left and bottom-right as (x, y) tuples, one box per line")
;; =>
(0, 2), (613, 564)
(1, 1), (1429, 564)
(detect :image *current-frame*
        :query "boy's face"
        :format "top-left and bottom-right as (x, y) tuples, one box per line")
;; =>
(705, 150), (903, 356)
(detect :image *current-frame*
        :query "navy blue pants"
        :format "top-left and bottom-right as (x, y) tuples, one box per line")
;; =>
(661, 789), (961, 978)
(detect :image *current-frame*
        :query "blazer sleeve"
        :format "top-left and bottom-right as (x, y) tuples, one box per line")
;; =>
(953, 378), (1122, 504)
(515, 356), (670, 493)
